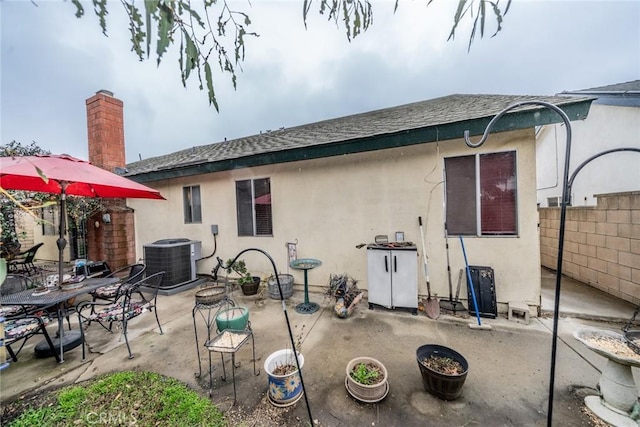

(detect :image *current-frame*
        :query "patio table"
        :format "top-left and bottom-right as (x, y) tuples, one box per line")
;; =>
(0, 277), (119, 362)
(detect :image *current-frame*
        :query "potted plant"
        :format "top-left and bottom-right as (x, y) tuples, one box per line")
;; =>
(416, 344), (468, 400)
(264, 324), (306, 407)
(226, 258), (260, 296)
(345, 356), (389, 402)
(264, 348), (305, 407)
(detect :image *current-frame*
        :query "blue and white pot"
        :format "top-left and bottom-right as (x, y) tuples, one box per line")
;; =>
(264, 349), (305, 407)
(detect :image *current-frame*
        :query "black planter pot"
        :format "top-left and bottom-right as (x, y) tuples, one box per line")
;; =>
(416, 344), (468, 400)
(241, 276), (261, 296)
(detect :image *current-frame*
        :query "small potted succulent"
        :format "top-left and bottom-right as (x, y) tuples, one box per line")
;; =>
(226, 259), (260, 296)
(345, 356), (389, 402)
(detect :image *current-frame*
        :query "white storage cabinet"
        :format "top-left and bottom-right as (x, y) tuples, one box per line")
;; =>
(366, 245), (418, 314)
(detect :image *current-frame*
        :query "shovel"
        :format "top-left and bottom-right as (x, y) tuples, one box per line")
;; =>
(419, 217), (439, 319)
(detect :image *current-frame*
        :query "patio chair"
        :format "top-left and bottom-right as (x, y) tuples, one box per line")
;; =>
(76, 271), (165, 359)
(90, 263), (147, 304)
(0, 274), (41, 318)
(3, 312), (60, 363)
(7, 243), (44, 276)
(1, 240), (21, 259)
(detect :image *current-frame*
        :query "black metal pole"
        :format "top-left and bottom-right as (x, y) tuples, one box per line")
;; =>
(567, 148), (640, 200)
(463, 101), (572, 427)
(213, 248), (313, 425)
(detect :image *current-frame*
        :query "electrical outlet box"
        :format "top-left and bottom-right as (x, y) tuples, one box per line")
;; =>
(210, 224), (219, 235)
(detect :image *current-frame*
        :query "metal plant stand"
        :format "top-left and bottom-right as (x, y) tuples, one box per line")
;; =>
(205, 327), (259, 405)
(290, 258), (322, 314)
(211, 249), (314, 425)
(192, 292), (235, 381)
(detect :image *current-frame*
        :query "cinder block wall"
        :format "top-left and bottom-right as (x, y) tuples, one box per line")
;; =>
(539, 191), (640, 305)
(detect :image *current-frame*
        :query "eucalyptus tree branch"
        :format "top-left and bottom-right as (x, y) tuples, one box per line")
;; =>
(67, 0), (511, 111)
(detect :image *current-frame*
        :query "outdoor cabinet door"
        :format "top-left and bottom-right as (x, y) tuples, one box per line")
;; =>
(390, 249), (418, 309)
(367, 248), (392, 308)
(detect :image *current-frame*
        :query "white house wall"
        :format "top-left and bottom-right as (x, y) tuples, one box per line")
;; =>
(129, 128), (542, 312)
(536, 104), (640, 207)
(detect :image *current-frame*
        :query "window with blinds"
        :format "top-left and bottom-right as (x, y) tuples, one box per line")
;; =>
(236, 178), (272, 236)
(183, 185), (202, 224)
(445, 151), (517, 236)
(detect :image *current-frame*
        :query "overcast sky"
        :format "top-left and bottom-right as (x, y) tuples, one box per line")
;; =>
(1, 0), (639, 164)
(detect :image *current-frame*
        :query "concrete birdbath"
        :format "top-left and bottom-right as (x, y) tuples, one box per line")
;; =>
(290, 258), (321, 314)
(574, 327), (640, 426)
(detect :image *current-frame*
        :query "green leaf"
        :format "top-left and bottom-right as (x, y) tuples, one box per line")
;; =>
(447, 0), (469, 41)
(124, 2), (145, 60)
(182, 28), (198, 81)
(468, 11), (479, 51)
(489, 0), (508, 37)
(181, 1), (206, 28)
(204, 62), (219, 112)
(35, 167), (49, 184)
(156, 3), (175, 64)
(92, 0), (109, 36)
(480, 0), (486, 38)
(71, 0), (85, 18)
(144, 0), (158, 58)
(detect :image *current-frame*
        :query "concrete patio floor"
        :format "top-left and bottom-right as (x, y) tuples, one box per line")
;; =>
(1, 268), (637, 426)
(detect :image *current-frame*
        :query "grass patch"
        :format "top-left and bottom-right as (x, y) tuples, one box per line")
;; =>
(3, 371), (226, 427)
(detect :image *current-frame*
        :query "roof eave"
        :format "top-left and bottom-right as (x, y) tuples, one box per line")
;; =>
(128, 99), (593, 184)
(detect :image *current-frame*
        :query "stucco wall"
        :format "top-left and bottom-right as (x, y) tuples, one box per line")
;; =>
(129, 128), (542, 313)
(14, 210), (68, 263)
(536, 103), (640, 207)
(539, 191), (640, 304)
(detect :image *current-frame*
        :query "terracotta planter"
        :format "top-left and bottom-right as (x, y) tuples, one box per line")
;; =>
(417, 344), (468, 400)
(265, 349), (305, 407)
(345, 357), (389, 403)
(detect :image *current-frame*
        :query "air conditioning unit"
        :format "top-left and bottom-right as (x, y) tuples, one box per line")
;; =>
(143, 239), (202, 291)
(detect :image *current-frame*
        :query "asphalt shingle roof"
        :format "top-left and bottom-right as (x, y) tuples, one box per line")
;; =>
(568, 80), (640, 93)
(125, 94), (593, 181)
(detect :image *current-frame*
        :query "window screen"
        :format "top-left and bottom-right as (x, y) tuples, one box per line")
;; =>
(479, 152), (516, 235)
(236, 178), (272, 236)
(445, 151), (517, 236)
(183, 185), (202, 224)
(445, 155), (476, 235)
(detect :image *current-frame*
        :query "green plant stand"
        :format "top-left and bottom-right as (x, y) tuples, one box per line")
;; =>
(290, 259), (321, 314)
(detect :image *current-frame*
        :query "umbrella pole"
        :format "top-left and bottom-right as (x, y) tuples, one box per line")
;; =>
(56, 188), (68, 363)
(57, 189), (67, 283)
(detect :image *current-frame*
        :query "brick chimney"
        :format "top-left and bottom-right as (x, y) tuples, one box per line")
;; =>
(86, 89), (125, 171)
(85, 90), (135, 270)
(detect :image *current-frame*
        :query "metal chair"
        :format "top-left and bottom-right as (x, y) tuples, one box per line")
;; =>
(90, 263), (147, 304)
(0, 274), (40, 319)
(7, 243), (44, 275)
(77, 271), (165, 359)
(3, 313), (60, 363)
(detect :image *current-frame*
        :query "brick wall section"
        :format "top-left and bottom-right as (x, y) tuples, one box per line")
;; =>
(85, 90), (135, 271)
(539, 191), (640, 305)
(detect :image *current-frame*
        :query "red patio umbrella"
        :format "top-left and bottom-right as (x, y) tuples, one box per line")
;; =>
(0, 154), (165, 281)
